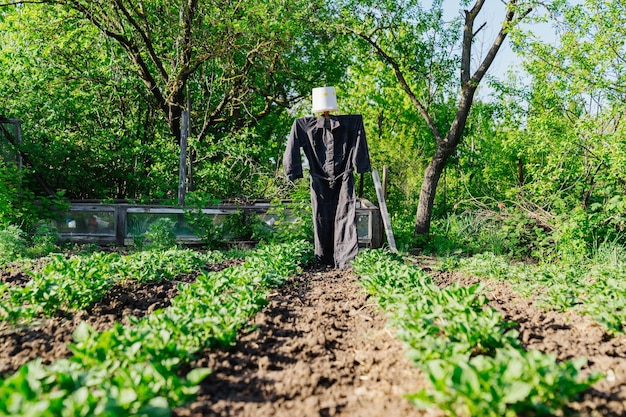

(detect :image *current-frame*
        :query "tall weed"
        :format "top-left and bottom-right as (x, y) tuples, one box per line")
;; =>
(0, 225), (27, 264)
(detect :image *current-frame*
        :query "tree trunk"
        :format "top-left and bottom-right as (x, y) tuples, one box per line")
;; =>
(414, 150), (448, 235)
(415, 83), (477, 235)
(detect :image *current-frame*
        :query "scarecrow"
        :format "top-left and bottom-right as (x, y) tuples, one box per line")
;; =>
(283, 87), (371, 268)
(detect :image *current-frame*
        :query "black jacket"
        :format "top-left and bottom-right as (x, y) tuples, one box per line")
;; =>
(284, 115), (371, 184)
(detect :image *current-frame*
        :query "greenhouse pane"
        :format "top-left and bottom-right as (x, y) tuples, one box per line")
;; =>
(61, 211), (115, 236)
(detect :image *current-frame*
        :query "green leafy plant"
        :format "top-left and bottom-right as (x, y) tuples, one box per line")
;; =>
(265, 198), (313, 243)
(183, 192), (224, 249)
(0, 249), (226, 323)
(0, 225), (27, 265)
(409, 348), (596, 417)
(27, 222), (60, 258)
(0, 241), (314, 416)
(352, 249), (601, 416)
(143, 218), (177, 250)
(222, 209), (264, 241)
(455, 252), (626, 335)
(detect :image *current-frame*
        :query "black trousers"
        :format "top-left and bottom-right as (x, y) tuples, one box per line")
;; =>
(310, 172), (358, 269)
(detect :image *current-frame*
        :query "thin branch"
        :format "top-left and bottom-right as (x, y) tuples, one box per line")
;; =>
(355, 30), (444, 143)
(473, 21), (487, 37)
(0, 0), (57, 5)
(470, 1), (533, 86)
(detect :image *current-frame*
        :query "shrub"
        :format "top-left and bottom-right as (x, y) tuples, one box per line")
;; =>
(182, 191), (224, 249)
(0, 225), (27, 264)
(143, 218), (177, 250)
(222, 209), (265, 241)
(265, 198), (313, 243)
(28, 223), (60, 257)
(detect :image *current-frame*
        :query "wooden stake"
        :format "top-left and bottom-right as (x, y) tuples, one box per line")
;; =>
(372, 169), (397, 252)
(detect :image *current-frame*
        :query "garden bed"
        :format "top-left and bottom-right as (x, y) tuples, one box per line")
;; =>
(0, 250), (625, 416)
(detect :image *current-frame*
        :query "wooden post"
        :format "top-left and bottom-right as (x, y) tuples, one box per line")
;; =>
(372, 169), (397, 252)
(358, 173), (364, 198)
(115, 206), (126, 247)
(178, 109), (189, 206)
(382, 165), (388, 199)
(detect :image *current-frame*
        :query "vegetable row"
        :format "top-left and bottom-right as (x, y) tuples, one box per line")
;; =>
(0, 241), (314, 416)
(0, 249), (226, 323)
(454, 252), (626, 334)
(352, 249), (601, 417)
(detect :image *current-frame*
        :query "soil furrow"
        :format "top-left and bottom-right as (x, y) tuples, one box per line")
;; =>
(174, 267), (433, 417)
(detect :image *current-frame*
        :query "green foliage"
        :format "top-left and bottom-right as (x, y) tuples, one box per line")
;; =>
(114, 249), (226, 284)
(456, 252), (626, 335)
(190, 130), (284, 201)
(420, 209), (548, 260)
(0, 253), (117, 322)
(353, 250), (520, 363)
(353, 249), (601, 416)
(468, 0), (626, 261)
(0, 249), (225, 323)
(2, 0), (626, 265)
(0, 5), (176, 200)
(0, 164), (22, 227)
(0, 164), (68, 231)
(222, 210), (265, 241)
(0, 241), (313, 416)
(143, 218), (177, 251)
(389, 211), (420, 252)
(183, 192), (224, 249)
(265, 197), (314, 244)
(27, 223), (61, 258)
(419, 197), (625, 264)
(0, 0), (351, 203)
(409, 349), (596, 417)
(0, 225), (27, 265)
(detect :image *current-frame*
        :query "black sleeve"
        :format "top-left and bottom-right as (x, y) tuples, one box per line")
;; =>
(283, 118), (304, 181)
(353, 115), (371, 174)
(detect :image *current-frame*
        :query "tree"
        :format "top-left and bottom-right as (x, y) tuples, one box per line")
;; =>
(0, 0), (350, 200)
(31, 0), (343, 145)
(331, 0), (533, 236)
(0, 4), (178, 199)
(491, 0), (626, 252)
(338, 58), (449, 213)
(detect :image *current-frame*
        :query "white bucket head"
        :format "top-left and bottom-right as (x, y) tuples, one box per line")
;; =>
(311, 86), (338, 113)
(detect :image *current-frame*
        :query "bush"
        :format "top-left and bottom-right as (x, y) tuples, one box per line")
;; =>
(28, 223), (60, 257)
(423, 208), (552, 261)
(265, 198), (313, 243)
(0, 225), (27, 264)
(143, 218), (177, 250)
(0, 164), (68, 231)
(0, 164), (22, 226)
(222, 209), (266, 241)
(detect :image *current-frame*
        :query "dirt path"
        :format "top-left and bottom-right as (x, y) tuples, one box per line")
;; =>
(173, 267), (434, 417)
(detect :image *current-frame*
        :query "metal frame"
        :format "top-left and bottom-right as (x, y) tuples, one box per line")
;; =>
(58, 199), (383, 248)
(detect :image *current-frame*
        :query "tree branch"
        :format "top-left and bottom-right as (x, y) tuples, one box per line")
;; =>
(113, 0), (169, 83)
(461, 0), (486, 85)
(470, 0), (533, 86)
(0, 0), (57, 6)
(355, 30), (444, 143)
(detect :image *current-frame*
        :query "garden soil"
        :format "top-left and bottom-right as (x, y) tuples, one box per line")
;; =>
(1, 257), (625, 416)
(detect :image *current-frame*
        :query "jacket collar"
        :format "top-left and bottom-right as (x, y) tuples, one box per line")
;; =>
(315, 115), (341, 130)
